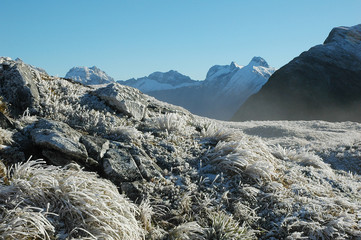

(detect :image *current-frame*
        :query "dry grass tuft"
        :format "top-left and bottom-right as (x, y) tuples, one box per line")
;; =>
(153, 113), (185, 132)
(204, 211), (256, 240)
(0, 97), (8, 116)
(0, 159), (144, 239)
(0, 127), (13, 145)
(168, 221), (205, 240)
(201, 123), (242, 143)
(204, 136), (277, 181)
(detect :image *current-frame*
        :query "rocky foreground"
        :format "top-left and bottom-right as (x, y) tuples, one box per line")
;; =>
(0, 57), (360, 239)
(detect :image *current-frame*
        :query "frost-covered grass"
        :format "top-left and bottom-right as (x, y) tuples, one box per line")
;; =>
(204, 211), (256, 240)
(35, 76), (131, 136)
(0, 160), (144, 239)
(0, 96), (8, 115)
(203, 135), (277, 182)
(2, 64), (361, 239)
(0, 127), (13, 145)
(153, 113), (183, 132)
(194, 118), (361, 239)
(200, 122), (242, 143)
(272, 144), (331, 169)
(168, 222), (205, 240)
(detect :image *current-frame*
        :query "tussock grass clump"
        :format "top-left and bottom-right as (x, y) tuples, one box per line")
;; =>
(109, 125), (142, 142)
(204, 211), (256, 240)
(150, 113), (196, 137)
(153, 113), (185, 132)
(139, 198), (154, 232)
(0, 127), (13, 145)
(168, 222), (205, 240)
(204, 136), (278, 181)
(19, 107), (37, 124)
(201, 122), (242, 143)
(0, 160), (144, 239)
(0, 205), (55, 240)
(0, 97), (8, 115)
(272, 144), (331, 170)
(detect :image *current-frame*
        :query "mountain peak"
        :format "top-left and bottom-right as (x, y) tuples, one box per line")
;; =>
(90, 66), (100, 71)
(65, 66), (114, 85)
(230, 61), (242, 70)
(247, 57), (269, 68)
(148, 70), (186, 80)
(120, 70), (199, 92)
(324, 24), (361, 45)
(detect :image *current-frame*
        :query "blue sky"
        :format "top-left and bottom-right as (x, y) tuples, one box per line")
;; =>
(1, 0), (361, 80)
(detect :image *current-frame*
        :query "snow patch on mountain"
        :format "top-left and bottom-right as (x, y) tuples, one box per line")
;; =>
(205, 61), (244, 83)
(65, 66), (114, 85)
(222, 57), (275, 96)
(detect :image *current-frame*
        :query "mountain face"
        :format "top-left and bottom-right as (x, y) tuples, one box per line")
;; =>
(65, 66), (114, 85)
(147, 57), (275, 120)
(119, 70), (200, 92)
(232, 24), (361, 122)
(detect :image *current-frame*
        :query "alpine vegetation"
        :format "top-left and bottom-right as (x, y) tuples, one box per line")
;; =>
(0, 159), (144, 239)
(0, 127), (13, 145)
(0, 56), (361, 239)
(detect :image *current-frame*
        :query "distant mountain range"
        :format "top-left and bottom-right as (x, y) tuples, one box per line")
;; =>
(232, 24), (361, 122)
(65, 57), (275, 120)
(144, 57), (274, 120)
(119, 70), (201, 92)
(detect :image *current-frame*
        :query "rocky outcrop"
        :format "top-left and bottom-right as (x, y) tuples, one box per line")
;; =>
(93, 83), (147, 120)
(80, 135), (109, 162)
(232, 24), (361, 122)
(0, 112), (13, 129)
(102, 148), (143, 184)
(30, 119), (88, 165)
(0, 57), (40, 116)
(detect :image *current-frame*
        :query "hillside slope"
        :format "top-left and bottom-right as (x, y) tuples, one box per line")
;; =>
(0, 57), (360, 239)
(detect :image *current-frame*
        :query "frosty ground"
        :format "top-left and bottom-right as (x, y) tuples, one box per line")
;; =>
(0, 58), (360, 239)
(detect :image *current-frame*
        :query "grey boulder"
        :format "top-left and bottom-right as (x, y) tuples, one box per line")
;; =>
(80, 135), (109, 161)
(102, 148), (143, 184)
(93, 83), (147, 120)
(30, 119), (88, 165)
(0, 58), (40, 116)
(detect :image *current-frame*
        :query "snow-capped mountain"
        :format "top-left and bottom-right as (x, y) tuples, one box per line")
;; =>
(233, 24), (361, 122)
(147, 57), (275, 120)
(119, 70), (200, 92)
(65, 57), (274, 120)
(65, 66), (114, 85)
(205, 57), (274, 98)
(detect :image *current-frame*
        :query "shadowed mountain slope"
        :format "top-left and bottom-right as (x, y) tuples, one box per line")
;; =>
(232, 24), (361, 122)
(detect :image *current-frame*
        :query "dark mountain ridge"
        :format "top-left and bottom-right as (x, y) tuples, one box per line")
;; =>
(232, 24), (361, 122)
